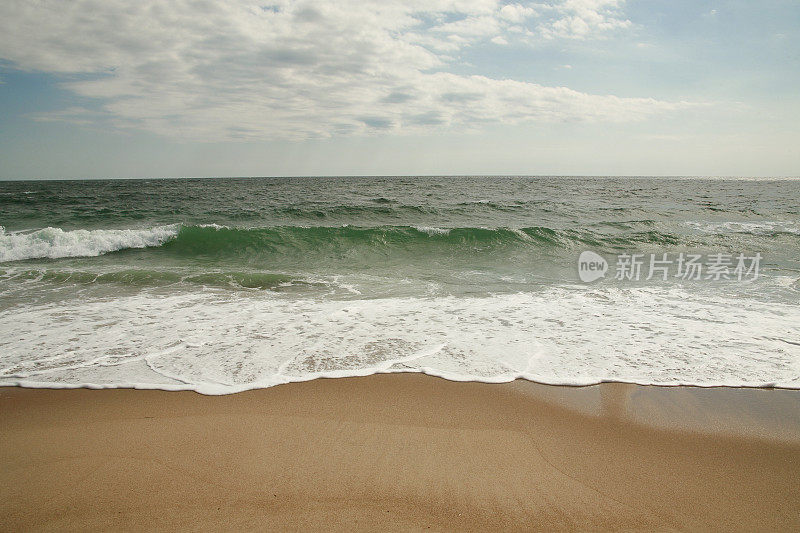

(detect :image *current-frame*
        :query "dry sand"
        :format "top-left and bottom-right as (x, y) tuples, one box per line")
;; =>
(1, 374), (799, 531)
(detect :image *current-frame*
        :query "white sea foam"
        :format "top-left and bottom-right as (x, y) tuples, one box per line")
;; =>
(0, 225), (179, 262)
(415, 226), (451, 235)
(1, 285), (799, 394)
(197, 223), (229, 229)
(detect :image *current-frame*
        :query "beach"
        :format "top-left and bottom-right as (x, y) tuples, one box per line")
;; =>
(2, 374), (799, 531)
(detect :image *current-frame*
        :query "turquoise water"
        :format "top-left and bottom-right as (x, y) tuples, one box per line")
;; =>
(1, 177), (799, 393)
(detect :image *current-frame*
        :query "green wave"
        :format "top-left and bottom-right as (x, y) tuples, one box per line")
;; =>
(153, 224), (689, 258)
(0, 223), (698, 267)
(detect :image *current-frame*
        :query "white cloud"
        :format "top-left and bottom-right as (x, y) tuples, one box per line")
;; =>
(30, 106), (110, 127)
(0, 0), (683, 142)
(499, 4), (539, 23)
(537, 0), (632, 40)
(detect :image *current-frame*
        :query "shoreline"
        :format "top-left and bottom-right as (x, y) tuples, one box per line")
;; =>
(5, 373), (799, 395)
(2, 374), (800, 530)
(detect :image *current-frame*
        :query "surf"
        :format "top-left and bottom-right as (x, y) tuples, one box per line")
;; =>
(0, 225), (179, 262)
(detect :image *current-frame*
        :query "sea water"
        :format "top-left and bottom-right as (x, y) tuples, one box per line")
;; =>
(1, 176), (798, 394)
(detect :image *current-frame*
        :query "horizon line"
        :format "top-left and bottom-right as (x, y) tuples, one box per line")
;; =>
(2, 174), (799, 182)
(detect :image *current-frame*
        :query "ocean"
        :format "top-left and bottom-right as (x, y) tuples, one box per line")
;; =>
(1, 176), (798, 394)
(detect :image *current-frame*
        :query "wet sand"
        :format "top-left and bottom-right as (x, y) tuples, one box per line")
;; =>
(2, 374), (800, 531)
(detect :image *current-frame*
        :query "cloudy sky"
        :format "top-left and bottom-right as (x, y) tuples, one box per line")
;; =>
(0, 0), (798, 178)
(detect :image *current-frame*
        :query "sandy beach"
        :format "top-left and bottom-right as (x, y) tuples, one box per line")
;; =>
(1, 375), (800, 531)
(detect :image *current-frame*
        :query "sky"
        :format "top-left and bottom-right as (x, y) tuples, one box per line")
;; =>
(0, 0), (798, 179)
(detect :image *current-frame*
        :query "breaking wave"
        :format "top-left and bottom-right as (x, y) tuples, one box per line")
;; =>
(2, 220), (790, 265)
(0, 225), (179, 262)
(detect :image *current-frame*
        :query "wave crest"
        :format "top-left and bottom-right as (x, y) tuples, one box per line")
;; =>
(1, 223), (695, 263)
(0, 225), (179, 262)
